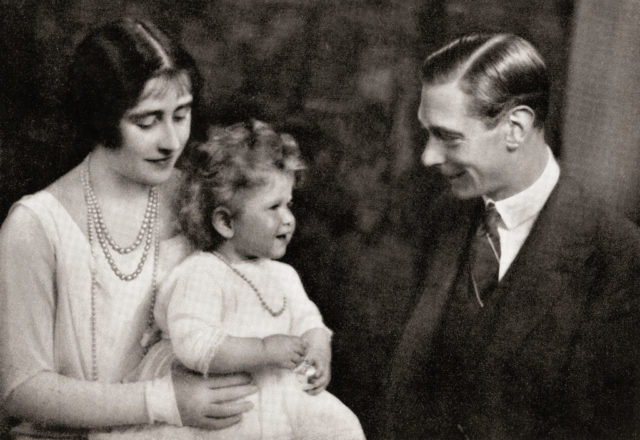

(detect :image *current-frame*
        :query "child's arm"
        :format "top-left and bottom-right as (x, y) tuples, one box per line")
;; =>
(208, 334), (307, 374)
(281, 263), (334, 393)
(301, 327), (333, 394)
(167, 258), (306, 375)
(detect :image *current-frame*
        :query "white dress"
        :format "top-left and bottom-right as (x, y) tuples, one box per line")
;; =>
(0, 191), (192, 438)
(109, 251), (365, 440)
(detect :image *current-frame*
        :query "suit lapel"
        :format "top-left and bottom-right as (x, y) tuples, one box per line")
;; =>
(411, 197), (480, 355)
(482, 176), (596, 360)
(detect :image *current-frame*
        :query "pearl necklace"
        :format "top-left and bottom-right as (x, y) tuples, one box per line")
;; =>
(81, 159), (158, 281)
(81, 157), (160, 380)
(212, 252), (287, 317)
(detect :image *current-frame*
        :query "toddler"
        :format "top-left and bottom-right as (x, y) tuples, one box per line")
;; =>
(104, 120), (364, 440)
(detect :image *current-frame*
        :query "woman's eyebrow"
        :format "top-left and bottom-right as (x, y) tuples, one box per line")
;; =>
(175, 101), (192, 111)
(127, 101), (193, 119)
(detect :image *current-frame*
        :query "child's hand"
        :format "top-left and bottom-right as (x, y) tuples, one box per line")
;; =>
(303, 347), (331, 395)
(262, 334), (307, 369)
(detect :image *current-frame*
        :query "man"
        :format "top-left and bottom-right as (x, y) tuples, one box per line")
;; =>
(384, 33), (640, 439)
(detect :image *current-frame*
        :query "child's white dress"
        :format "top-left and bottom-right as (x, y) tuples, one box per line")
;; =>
(95, 251), (364, 440)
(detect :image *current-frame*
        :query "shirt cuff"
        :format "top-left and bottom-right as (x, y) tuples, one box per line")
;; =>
(144, 373), (183, 426)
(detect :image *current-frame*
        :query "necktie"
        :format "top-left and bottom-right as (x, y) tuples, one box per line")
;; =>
(470, 202), (501, 307)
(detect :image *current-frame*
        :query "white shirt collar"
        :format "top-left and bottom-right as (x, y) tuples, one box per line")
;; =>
(484, 147), (560, 230)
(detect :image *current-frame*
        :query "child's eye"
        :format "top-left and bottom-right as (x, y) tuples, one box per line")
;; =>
(287, 201), (294, 209)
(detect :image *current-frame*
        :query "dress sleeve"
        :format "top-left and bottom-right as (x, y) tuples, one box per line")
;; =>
(284, 265), (332, 337)
(166, 257), (227, 375)
(0, 204), (150, 428)
(0, 203), (56, 400)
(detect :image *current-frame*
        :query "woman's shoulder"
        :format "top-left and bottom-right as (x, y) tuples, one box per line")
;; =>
(45, 163), (86, 218)
(0, 187), (76, 251)
(4, 171), (80, 230)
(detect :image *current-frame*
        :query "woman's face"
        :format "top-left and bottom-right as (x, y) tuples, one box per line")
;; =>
(103, 74), (193, 187)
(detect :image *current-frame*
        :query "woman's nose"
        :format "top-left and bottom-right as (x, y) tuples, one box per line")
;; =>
(159, 120), (182, 152)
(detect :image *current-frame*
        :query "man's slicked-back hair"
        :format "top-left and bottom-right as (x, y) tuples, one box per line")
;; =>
(65, 17), (203, 152)
(421, 33), (549, 128)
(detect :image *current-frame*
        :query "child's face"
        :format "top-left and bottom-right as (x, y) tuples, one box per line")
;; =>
(230, 171), (296, 260)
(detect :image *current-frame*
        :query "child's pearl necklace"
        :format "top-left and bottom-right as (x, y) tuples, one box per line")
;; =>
(212, 251), (287, 317)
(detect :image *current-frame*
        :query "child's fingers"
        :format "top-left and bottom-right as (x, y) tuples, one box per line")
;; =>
(293, 341), (307, 356)
(310, 366), (324, 382)
(305, 378), (328, 395)
(288, 353), (305, 369)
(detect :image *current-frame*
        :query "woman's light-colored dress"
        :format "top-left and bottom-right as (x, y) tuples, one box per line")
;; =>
(0, 191), (191, 439)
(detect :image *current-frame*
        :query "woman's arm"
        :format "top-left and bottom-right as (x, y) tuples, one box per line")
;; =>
(0, 205), (150, 428)
(5, 373), (148, 428)
(6, 360), (257, 430)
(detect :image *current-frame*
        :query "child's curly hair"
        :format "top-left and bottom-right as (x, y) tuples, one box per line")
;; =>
(178, 119), (306, 250)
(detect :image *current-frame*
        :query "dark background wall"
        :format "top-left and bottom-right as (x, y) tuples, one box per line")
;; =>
(0, 1), (573, 437)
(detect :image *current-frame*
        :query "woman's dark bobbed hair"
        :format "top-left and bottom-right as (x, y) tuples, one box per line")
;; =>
(64, 17), (204, 153)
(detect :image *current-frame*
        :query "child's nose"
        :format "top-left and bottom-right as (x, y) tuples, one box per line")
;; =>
(281, 208), (295, 226)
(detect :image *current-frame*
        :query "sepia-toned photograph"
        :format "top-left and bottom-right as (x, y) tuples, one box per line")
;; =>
(1, 0), (639, 438)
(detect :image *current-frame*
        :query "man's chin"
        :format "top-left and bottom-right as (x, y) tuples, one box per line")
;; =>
(449, 184), (480, 200)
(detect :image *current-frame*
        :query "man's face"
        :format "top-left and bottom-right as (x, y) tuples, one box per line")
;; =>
(418, 82), (511, 200)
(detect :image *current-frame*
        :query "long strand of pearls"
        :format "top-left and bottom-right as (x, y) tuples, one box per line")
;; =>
(81, 164), (158, 281)
(81, 156), (160, 380)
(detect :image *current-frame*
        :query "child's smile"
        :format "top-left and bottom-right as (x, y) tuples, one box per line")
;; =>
(229, 171), (296, 261)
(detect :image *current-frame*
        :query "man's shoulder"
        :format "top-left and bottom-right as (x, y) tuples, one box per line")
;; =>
(557, 177), (639, 236)
(551, 176), (640, 258)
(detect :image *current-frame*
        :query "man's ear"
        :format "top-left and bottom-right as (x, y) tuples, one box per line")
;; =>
(505, 105), (535, 151)
(211, 206), (234, 239)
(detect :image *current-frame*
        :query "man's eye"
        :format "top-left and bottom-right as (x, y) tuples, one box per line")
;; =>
(444, 139), (462, 148)
(441, 134), (462, 147)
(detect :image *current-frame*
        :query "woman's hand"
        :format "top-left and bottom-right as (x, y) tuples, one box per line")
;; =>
(262, 334), (307, 369)
(172, 364), (257, 430)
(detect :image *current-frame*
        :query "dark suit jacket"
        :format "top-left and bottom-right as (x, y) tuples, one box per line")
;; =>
(384, 175), (640, 439)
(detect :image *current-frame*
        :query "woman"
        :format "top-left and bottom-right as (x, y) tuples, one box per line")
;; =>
(0, 17), (256, 439)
